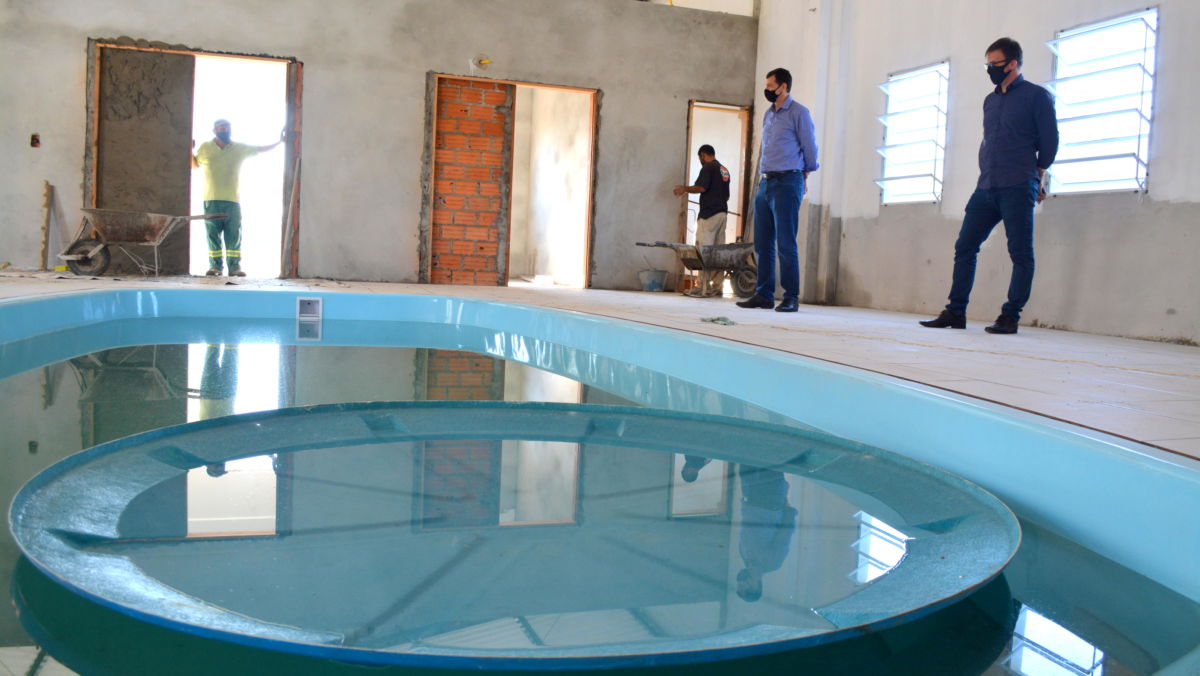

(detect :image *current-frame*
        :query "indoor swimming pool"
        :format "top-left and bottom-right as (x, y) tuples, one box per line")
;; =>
(2, 289), (1199, 675)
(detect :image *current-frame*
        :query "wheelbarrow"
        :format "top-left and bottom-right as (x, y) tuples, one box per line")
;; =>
(636, 240), (757, 298)
(58, 208), (222, 276)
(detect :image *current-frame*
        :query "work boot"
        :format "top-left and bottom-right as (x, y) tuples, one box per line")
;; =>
(985, 315), (1019, 334)
(229, 267), (247, 277)
(205, 268), (222, 277)
(919, 310), (966, 329)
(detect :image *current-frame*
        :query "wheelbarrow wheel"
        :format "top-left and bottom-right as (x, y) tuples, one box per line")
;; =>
(733, 265), (757, 298)
(65, 239), (111, 276)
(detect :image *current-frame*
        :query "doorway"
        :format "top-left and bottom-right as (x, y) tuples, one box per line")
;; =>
(683, 102), (750, 245)
(425, 76), (596, 288)
(508, 85), (595, 289)
(84, 40), (301, 278)
(189, 55), (289, 278)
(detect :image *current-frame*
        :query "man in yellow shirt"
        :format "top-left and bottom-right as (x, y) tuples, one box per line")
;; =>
(191, 119), (285, 276)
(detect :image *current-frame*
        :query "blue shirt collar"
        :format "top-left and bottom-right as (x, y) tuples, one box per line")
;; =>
(994, 74), (1027, 95)
(769, 95), (795, 113)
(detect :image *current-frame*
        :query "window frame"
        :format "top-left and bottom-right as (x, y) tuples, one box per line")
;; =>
(1044, 7), (1160, 196)
(874, 60), (952, 206)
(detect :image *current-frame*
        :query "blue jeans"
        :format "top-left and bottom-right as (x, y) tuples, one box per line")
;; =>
(752, 172), (805, 302)
(946, 180), (1038, 320)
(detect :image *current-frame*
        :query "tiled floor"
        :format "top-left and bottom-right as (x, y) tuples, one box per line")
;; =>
(2, 271), (1198, 461)
(0, 646), (74, 676)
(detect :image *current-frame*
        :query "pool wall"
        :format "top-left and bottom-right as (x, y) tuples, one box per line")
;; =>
(3, 289), (1199, 603)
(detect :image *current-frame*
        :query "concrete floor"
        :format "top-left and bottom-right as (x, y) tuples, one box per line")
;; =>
(3, 271), (1198, 462)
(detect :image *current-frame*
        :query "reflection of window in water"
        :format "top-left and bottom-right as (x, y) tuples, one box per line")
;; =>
(851, 511), (907, 583)
(185, 343), (283, 537)
(1004, 605), (1105, 676)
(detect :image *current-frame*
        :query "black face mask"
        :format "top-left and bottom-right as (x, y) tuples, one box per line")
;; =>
(987, 63), (1009, 86)
(764, 87), (782, 103)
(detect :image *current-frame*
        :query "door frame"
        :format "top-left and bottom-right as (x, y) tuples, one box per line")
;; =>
(421, 73), (599, 288)
(683, 100), (752, 242)
(84, 39), (304, 277)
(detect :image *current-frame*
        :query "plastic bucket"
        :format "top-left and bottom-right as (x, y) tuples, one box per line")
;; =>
(637, 269), (668, 292)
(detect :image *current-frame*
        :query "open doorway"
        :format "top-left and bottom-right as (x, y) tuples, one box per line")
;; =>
(425, 76), (596, 288)
(189, 55), (289, 278)
(684, 102), (750, 246)
(508, 85), (595, 289)
(84, 40), (300, 278)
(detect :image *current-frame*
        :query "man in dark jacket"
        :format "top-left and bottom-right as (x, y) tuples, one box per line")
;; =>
(921, 38), (1058, 334)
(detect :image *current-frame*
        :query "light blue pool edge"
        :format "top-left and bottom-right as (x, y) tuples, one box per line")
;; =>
(3, 288), (1198, 606)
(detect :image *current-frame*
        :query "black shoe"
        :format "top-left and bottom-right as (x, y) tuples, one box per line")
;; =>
(774, 298), (799, 312)
(919, 310), (966, 329)
(735, 295), (774, 309)
(985, 315), (1019, 334)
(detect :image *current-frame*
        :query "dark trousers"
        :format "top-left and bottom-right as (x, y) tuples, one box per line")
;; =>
(946, 180), (1038, 320)
(752, 172), (805, 302)
(204, 200), (242, 272)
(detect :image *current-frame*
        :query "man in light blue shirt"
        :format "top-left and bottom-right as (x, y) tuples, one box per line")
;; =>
(736, 67), (819, 313)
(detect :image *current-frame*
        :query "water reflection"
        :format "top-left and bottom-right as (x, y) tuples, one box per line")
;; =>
(12, 553), (1021, 675)
(2, 325), (1199, 673)
(12, 402), (1019, 665)
(678, 457), (803, 604)
(733, 464), (799, 604)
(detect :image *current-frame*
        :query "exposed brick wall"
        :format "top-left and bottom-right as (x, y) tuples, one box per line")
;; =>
(430, 78), (514, 286)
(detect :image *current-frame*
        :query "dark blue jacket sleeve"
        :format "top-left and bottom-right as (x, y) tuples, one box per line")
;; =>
(1034, 88), (1059, 170)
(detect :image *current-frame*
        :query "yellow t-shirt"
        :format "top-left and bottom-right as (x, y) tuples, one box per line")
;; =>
(194, 141), (260, 202)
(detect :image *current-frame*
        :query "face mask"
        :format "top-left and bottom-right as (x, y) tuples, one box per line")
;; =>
(763, 87), (779, 103)
(215, 131), (232, 143)
(987, 63), (1009, 86)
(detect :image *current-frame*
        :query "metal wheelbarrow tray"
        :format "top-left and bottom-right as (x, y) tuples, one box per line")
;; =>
(59, 208), (220, 276)
(636, 240), (757, 297)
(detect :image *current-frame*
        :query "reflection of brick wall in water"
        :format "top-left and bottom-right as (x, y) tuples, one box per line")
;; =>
(423, 349), (504, 401)
(421, 440), (501, 529)
(419, 349), (505, 528)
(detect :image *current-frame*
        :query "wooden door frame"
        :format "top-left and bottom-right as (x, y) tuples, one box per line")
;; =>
(84, 39), (304, 277)
(683, 100), (752, 242)
(680, 101), (752, 290)
(422, 73), (599, 288)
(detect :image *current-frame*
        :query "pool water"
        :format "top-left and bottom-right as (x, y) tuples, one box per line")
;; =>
(3, 318), (1200, 674)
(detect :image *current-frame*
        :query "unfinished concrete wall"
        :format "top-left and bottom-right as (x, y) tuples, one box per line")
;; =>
(93, 44), (194, 275)
(756, 0), (1200, 342)
(0, 0), (757, 288)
